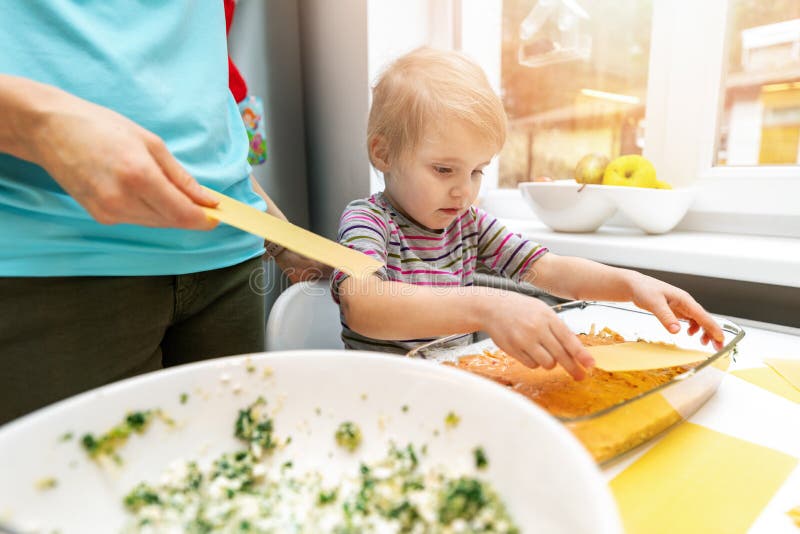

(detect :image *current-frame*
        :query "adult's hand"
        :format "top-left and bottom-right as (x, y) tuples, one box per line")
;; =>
(1, 75), (218, 229)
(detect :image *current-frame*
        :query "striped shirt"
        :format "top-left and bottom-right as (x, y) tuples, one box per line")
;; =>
(332, 192), (548, 354)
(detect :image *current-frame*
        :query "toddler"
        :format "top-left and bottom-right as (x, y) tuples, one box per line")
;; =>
(332, 47), (722, 380)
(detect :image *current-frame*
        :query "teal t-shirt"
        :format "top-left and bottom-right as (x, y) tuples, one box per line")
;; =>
(0, 1), (266, 276)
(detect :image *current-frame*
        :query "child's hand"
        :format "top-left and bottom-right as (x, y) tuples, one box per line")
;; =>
(631, 275), (725, 350)
(484, 293), (595, 380)
(275, 249), (333, 283)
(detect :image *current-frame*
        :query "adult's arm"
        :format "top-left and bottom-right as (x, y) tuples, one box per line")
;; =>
(0, 74), (217, 229)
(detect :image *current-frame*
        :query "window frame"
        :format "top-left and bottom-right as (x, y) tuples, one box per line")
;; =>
(459, 0), (800, 237)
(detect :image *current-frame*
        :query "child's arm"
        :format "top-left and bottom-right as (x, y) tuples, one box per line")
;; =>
(525, 253), (724, 348)
(338, 275), (595, 380)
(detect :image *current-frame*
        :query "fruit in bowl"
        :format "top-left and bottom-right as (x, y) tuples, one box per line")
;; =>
(519, 153), (692, 234)
(575, 154), (610, 185)
(590, 154), (692, 233)
(602, 155), (658, 188)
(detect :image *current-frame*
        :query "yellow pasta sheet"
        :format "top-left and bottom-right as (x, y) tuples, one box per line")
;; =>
(586, 341), (712, 372)
(732, 367), (800, 403)
(765, 358), (800, 393)
(201, 187), (383, 279)
(610, 422), (798, 534)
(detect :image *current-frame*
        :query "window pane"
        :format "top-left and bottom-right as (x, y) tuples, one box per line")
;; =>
(716, 1), (800, 166)
(499, 0), (653, 188)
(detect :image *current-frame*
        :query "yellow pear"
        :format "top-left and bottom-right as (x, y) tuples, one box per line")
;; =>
(574, 153), (610, 185)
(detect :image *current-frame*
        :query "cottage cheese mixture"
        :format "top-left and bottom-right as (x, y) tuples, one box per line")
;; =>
(121, 398), (518, 533)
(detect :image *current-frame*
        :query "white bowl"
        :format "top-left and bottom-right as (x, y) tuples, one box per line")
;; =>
(519, 180), (617, 232)
(600, 186), (696, 234)
(0, 351), (620, 534)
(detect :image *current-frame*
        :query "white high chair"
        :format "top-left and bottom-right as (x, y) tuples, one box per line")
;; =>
(265, 280), (344, 351)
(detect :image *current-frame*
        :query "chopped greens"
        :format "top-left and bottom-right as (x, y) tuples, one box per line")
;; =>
(318, 488), (338, 505)
(444, 411), (461, 428)
(81, 410), (163, 464)
(120, 401), (518, 533)
(438, 477), (490, 524)
(474, 446), (489, 470)
(179, 392), (189, 404)
(124, 482), (162, 512)
(234, 397), (276, 457)
(335, 421), (363, 452)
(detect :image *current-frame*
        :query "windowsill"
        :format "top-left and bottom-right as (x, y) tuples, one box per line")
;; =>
(501, 218), (800, 288)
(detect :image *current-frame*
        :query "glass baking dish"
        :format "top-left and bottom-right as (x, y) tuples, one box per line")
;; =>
(406, 301), (745, 465)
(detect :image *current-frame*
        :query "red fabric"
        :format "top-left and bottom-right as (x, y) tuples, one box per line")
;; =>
(225, 0), (248, 103)
(224, 0), (235, 33)
(228, 57), (248, 103)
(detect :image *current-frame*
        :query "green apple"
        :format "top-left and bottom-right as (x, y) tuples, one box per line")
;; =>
(602, 155), (658, 188)
(574, 153), (610, 185)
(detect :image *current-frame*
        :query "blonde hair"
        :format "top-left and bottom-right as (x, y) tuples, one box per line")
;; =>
(367, 47), (507, 167)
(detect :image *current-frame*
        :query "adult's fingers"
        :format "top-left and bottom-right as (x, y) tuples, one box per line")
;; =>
(147, 135), (219, 208)
(138, 165), (218, 230)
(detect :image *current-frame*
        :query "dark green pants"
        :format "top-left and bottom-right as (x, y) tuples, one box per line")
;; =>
(0, 258), (265, 425)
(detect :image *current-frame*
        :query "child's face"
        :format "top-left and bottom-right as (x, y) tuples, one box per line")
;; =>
(383, 121), (496, 231)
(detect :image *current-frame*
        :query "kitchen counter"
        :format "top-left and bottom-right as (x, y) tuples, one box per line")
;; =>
(500, 218), (800, 288)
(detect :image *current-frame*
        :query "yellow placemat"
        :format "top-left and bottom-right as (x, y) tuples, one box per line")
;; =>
(732, 367), (800, 403)
(610, 422), (798, 534)
(765, 358), (800, 392)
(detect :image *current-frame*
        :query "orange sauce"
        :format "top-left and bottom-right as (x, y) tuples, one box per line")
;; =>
(448, 328), (700, 463)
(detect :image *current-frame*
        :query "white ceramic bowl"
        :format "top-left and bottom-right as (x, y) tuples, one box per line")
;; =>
(600, 186), (696, 234)
(519, 180), (617, 232)
(0, 351), (620, 534)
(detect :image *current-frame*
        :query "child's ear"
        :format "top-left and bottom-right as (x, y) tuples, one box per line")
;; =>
(369, 135), (391, 172)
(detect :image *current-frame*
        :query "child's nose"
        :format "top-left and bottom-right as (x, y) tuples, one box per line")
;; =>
(450, 174), (472, 198)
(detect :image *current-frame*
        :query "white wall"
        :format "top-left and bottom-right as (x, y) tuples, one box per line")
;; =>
(229, 0), (311, 316)
(229, 0), (310, 228)
(299, 0), (371, 237)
